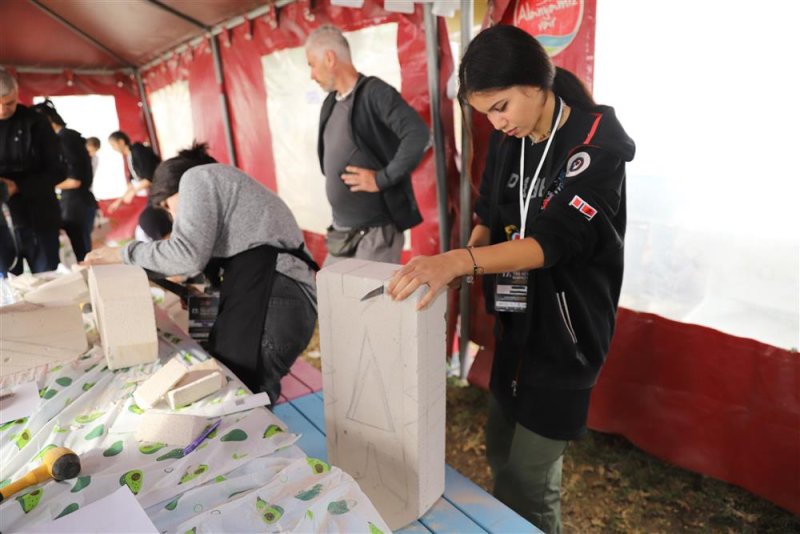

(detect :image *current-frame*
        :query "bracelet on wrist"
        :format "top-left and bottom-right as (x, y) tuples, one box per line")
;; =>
(465, 246), (484, 284)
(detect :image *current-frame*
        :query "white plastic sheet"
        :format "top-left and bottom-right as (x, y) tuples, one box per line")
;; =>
(149, 80), (195, 160)
(595, 0), (800, 349)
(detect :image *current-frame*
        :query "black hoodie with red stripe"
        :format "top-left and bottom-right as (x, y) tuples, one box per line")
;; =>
(475, 102), (635, 440)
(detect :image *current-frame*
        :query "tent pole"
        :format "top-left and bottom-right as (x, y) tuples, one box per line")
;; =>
(458, 0), (474, 380)
(134, 70), (160, 157)
(423, 4), (450, 254)
(209, 35), (238, 167)
(144, 0), (237, 166)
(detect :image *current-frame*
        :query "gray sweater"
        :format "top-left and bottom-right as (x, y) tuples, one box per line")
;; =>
(123, 164), (316, 300)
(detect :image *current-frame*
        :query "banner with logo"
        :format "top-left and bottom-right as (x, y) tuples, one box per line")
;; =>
(499, 0), (596, 88)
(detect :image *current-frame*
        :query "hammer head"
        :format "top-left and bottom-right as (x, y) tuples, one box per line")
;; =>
(43, 447), (81, 481)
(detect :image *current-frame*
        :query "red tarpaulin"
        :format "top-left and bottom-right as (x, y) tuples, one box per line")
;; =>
(11, 70), (149, 146)
(96, 197), (148, 244)
(141, 0), (459, 267)
(589, 309), (799, 514)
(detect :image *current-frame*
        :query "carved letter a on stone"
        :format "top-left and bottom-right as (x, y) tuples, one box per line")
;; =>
(345, 332), (395, 433)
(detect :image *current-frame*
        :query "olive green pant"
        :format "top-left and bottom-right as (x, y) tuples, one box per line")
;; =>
(486, 397), (568, 534)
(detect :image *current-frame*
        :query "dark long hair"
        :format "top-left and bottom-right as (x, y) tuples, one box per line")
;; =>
(149, 142), (217, 205)
(458, 24), (596, 110)
(108, 131), (131, 146)
(31, 99), (67, 127)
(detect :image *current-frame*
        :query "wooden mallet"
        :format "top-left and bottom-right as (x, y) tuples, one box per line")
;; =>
(0, 447), (81, 502)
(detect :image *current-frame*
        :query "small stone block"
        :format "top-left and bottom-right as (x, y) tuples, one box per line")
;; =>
(88, 265), (158, 370)
(135, 412), (207, 446)
(166, 370), (224, 409)
(133, 357), (188, 409)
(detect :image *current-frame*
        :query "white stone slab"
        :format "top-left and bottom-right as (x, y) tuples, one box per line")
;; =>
(133, 357), (188, 410)
(0, 303), (88, 379)
(23, 271), (89, 306)
(88, 265), (158, 370)
(135, 412), (207, 446)
(166, 370), (224, 409)
(317, 259), (447, 530)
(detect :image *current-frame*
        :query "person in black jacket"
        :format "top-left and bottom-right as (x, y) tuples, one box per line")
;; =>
(388, 25), (635, 534)
(305, 25), (429, 265)
(33, 100), (97, 262)
(0, 71), (65, 274)
(107, 130), (160, 213)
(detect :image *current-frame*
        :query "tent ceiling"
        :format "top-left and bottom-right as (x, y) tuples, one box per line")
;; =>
(0, 0), (268, 70)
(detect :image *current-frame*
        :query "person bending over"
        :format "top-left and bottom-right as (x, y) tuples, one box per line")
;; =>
(85, 143), (318, 404)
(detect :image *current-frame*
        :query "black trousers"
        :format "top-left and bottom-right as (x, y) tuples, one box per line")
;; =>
(0, 224), (60, 275)
(207, 245), (278, 397)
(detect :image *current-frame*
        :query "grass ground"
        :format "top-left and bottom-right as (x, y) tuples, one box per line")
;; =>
(301, 328), (798, 533)
(444, 380), (798, 534)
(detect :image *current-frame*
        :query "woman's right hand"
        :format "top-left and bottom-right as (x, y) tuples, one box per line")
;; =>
(387, 249), (472, 310)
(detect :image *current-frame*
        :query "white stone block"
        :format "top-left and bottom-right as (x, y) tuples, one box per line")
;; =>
(188, 359), (222, 374)
(133, 357), (188, 410)
(135, 412), (207, 446)
(166, 370), (224, 409)
(88, 265), (158, 370)
(317, 259), (447, 530)
(23, 271), (89, 306)
(0, 340), (84, 379)
(0, 303), (88, 379)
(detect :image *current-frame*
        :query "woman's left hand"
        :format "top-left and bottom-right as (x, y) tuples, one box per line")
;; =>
(388, 250), (469, 310)
(83, 247), (123, 266)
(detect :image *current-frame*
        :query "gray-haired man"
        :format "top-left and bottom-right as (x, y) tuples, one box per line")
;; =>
(305, 25), (429, 265)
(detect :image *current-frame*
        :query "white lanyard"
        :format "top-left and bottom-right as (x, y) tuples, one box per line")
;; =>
(519, 97), (563, 239)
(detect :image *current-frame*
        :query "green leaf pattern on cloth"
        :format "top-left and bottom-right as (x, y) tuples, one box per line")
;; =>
(103, 441), (124, 457)
(71, 476), (91, 493)
(165, 495), (181, 511)
(327, 500), (351, 515)
(55, 377), (73, 387)
(294, 483), (323, 501)
(55, 503), (79, 519)
(0, 418), (26, 432)
(157, 448), (185, 461)
(220, 429), (247, 442)
(84, 424), (105, 440)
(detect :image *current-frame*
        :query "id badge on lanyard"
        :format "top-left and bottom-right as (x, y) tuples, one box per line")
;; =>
(494, 98), (564, 314)
(495, 267), (529, 313)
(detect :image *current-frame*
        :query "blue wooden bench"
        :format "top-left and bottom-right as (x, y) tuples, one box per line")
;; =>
(274, 392), (540, 533)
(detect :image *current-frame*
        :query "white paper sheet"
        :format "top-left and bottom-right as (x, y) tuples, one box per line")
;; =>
(0, 381), (40, 425)
(21, 486), (158, 533)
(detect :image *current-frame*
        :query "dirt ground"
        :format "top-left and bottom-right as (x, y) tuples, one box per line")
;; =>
(300, 330), (798, 533)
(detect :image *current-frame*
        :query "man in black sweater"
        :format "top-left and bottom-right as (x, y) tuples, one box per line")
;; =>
(0, 71), (65, 274)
